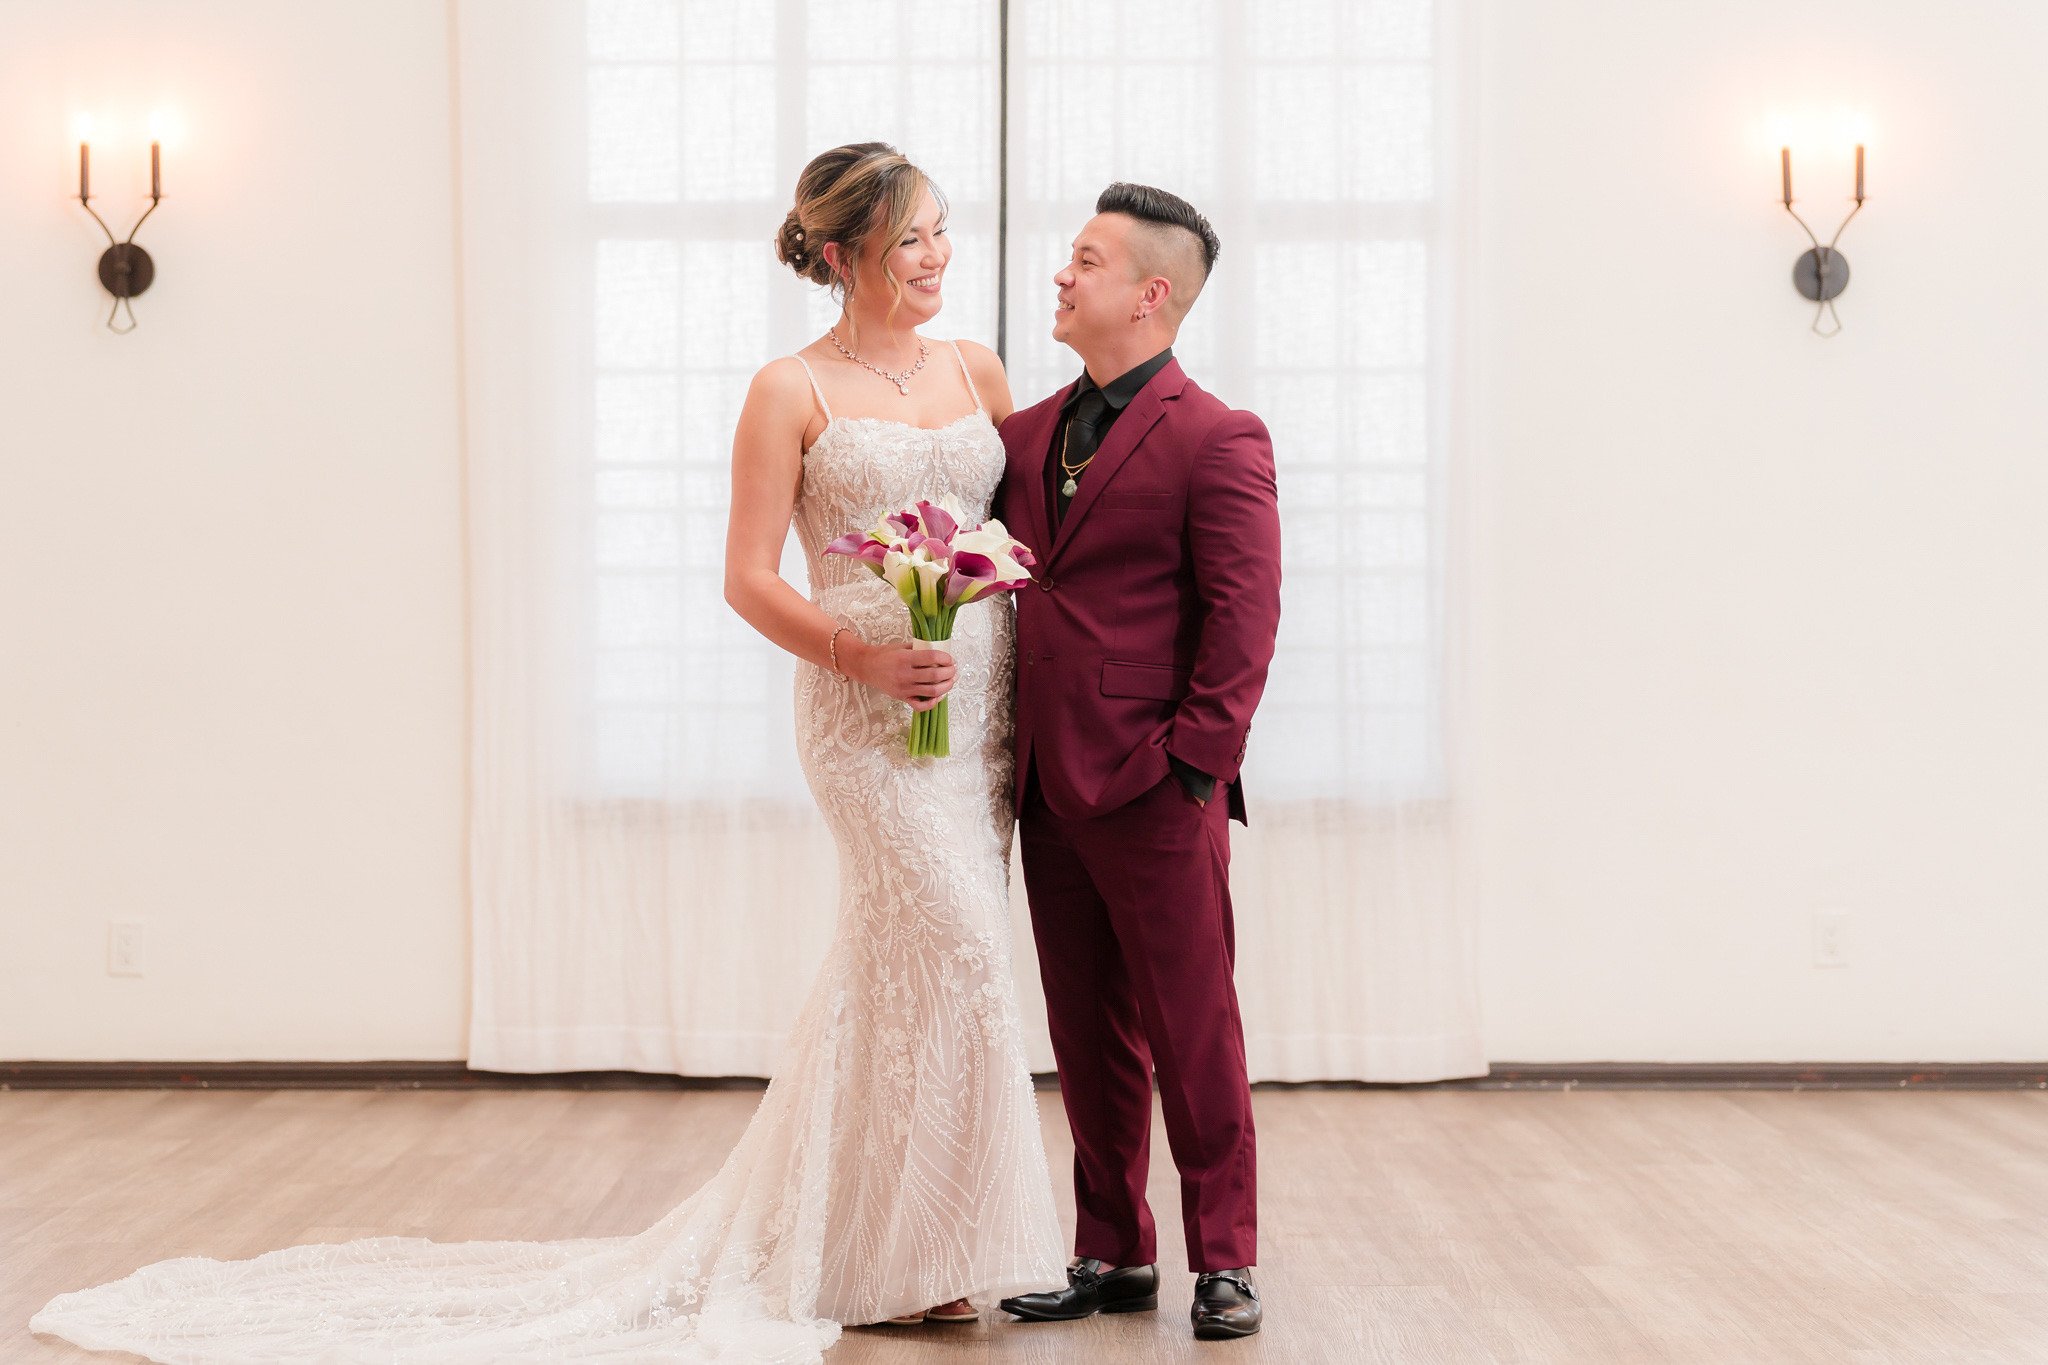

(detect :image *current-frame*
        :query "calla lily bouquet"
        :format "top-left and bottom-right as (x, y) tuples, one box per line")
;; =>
(826, 498), (1037, 758)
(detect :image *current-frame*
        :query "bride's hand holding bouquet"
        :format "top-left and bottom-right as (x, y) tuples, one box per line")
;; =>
(827, 498), (1036, 757)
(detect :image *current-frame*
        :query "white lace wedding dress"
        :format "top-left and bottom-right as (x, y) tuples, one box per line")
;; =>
(29, 340), (1066, 1363)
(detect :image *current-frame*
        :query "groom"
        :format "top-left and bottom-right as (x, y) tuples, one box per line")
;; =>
(993, 184), (1281, 1341)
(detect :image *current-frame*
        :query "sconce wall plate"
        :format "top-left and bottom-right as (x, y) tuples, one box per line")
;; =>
(98, 242), (155, 297)
(1793, 247), (1849, 302)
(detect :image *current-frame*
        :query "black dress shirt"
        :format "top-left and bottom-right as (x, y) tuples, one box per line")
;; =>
(1042, 348), (1216, 804)
(1045, 347), (1176, 528)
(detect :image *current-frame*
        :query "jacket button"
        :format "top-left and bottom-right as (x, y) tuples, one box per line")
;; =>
(1039, 577), (1056, 593)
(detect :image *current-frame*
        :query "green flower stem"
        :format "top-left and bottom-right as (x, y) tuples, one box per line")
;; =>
(905, 606), (958, 758)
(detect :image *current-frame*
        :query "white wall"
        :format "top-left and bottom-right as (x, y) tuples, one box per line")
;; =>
(0, 1), (469, 1059)
(1467, 0), (2048, 1060)
(3, 0), (2043, 1065)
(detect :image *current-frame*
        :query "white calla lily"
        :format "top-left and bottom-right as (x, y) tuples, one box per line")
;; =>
(880, 549), (919, 605)
(952, 526), (1033, 581)
(911, 556), (946, 616)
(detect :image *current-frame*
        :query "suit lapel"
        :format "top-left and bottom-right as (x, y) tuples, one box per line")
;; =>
(1016, 383), (1073, 560)
(1048, 361), (1182, 567)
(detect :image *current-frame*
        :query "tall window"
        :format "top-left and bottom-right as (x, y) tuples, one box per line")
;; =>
(460, 0), (1478, 1083)
(581, 0), (999, 800)
(1008, 0), (1444, 800)
(581, 0), (1445, 803)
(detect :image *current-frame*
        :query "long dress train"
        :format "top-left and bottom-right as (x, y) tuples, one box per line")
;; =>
(29, 339), (1065, 1362)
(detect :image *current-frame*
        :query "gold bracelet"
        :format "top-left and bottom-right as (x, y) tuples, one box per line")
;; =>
(827, 624), (853, 677)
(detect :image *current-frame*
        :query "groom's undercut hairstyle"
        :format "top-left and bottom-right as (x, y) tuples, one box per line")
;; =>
(1096, 182), (1221, 321)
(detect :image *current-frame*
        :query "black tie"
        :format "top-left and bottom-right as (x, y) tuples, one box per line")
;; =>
(1058, 389), (1111, 509)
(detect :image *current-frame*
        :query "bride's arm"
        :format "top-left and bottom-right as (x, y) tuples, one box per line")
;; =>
(723, 359), (954, 712)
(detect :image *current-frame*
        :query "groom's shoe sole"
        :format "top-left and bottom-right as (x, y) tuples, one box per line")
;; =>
(1193, 1316), (1260, 1340)
(999, 1261), (1161, 1321)
(1001, 1295), (1158, 1322)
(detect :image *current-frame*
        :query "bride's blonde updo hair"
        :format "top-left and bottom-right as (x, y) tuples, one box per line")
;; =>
(776, 142), (945, 326)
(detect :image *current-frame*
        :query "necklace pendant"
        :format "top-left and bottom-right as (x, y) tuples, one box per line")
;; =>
(1062, 476), (1078, 497)
(897, 381), (910, 395)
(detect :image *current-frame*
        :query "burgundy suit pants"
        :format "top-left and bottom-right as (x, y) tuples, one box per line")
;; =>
(1019, 763), (1258, 1272)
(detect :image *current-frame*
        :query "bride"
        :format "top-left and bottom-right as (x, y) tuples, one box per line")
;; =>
(30, 142), (1065, 1362)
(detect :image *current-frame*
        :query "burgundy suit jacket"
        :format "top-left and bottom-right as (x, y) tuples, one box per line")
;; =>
(996, 358), (1281, 825)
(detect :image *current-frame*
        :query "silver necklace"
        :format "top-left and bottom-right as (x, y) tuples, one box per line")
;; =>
(827, 327), (927, 396)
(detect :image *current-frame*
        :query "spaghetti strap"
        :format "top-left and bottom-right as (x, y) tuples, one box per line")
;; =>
(791, 354), (834, 422)
(947, 340), (985, 414)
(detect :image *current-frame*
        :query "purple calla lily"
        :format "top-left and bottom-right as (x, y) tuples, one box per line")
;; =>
(944, 550), (999, 606)
(915, 499), (959, 543)
(824, 532), (890, 566)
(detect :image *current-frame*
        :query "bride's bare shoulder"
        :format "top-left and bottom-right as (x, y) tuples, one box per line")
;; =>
(950, 339), (1015, 422)
(951, 338), (1004, 378)
(733, 356), (829, 461)
(748, 354), (819, 405)
(742, 354), (831, 430)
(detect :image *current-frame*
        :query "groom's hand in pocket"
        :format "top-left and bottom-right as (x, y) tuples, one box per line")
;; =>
(1169, 753), (1216, 808)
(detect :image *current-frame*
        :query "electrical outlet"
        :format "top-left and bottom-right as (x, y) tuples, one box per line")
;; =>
(108, 920), (145, 977)
(1812, 911), (1849, 968)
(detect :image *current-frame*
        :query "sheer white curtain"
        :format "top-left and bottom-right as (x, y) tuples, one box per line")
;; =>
(459, 0), (1481, 1082)
(457, 0), (999, 1074)
(1005, 0), (1480, 1080)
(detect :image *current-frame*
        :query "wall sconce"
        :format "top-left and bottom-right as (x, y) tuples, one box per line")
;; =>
(76, 136), (164, 334)
(1780, 144), (1865, 338)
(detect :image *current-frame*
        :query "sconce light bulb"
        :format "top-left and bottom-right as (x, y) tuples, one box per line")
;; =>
(147, 110), (186, 147)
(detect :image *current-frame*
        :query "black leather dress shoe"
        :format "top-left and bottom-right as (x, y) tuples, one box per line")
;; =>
(1191, 1268), (1261, 1339)
(999, 1258), (1160, 1321)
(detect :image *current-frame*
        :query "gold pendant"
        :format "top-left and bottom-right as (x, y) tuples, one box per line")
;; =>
(1062, 477), (1078, 497)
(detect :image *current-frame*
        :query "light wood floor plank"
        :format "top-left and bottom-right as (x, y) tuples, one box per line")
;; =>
(6, 1089), (2046, 1363)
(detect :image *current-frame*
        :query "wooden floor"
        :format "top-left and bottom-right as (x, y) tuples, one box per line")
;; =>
(6, 1087), (2047, 1364)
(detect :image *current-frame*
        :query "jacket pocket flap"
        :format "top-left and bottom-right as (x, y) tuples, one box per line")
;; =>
(1100, 660), (1192, 701)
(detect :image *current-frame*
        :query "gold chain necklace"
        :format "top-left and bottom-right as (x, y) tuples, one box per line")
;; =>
(1058, 393), (1116, 497)
(1056, 419), (1097, 498)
